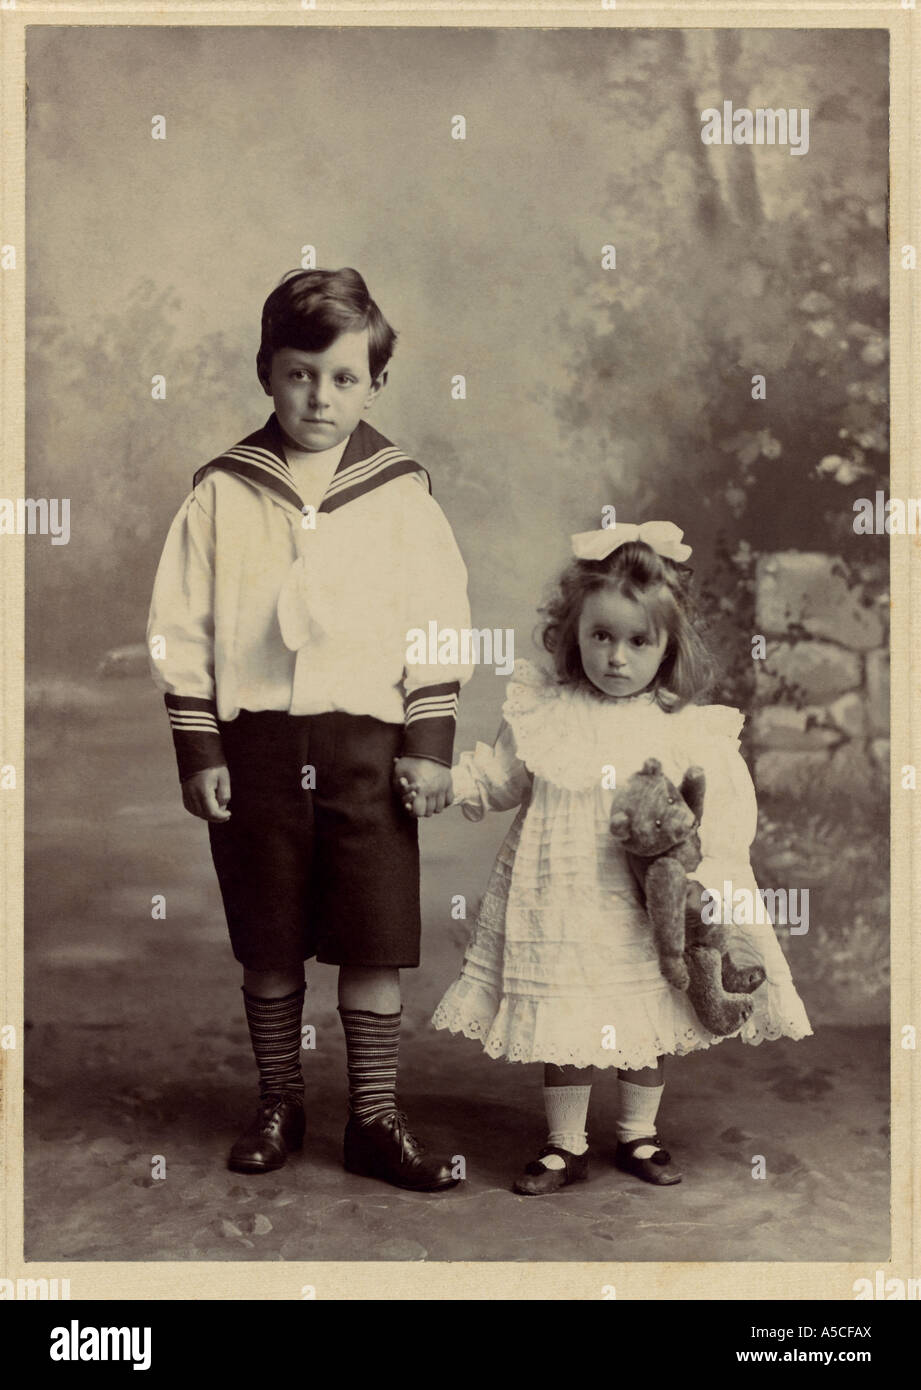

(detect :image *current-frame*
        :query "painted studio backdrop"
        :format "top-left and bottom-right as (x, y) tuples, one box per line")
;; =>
(24, 27), (889, 1263)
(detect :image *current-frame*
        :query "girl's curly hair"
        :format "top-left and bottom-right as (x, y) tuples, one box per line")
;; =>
(537, 540), (714, 710)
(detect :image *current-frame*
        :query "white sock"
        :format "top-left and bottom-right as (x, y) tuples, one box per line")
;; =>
(540, 1084), (591, 1168)
(616, 1081), (664, 1159)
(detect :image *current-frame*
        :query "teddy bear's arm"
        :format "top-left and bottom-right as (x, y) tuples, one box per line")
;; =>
(679, 766), (706, 824)
(644, 856), (691, 990)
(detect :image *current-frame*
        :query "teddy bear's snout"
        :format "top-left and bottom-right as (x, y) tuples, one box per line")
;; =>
(673, 805), (697, 833)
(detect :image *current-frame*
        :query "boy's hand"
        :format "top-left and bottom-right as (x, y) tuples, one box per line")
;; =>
(181, 765), (232, 822)
(393, 756), (453, 818)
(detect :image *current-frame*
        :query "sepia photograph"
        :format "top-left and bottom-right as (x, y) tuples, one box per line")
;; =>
(1, 8), (912, 1311)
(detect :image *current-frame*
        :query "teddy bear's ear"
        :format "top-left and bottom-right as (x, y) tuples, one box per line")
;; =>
(609, 811), (631, 840)
(641, 758), (662, 776)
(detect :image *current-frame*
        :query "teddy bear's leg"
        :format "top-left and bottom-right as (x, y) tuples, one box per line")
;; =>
(685, 946), (754, 1037)
(645, 858), (690, 990)
(721, 956), (767, 995)
(690, 906), (767, 996)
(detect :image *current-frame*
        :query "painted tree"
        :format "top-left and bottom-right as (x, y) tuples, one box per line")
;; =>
(27, 281), (248, 673)
(537, 28), (888, 705)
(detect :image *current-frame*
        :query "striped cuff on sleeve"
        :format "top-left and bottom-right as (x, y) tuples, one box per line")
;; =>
(402, 682), (459, 767)
(164, 694), (226, 783)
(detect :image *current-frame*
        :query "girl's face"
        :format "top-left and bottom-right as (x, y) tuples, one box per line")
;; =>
(577, 586), (669, 698)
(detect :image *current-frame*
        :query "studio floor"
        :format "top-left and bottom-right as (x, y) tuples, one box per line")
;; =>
(22, 678), (889, 1265)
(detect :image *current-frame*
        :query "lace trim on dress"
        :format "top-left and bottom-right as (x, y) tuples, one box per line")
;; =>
(431, 973), (813, 1069)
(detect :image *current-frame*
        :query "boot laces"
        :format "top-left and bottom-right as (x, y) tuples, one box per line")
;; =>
(393, 1109), (423, 1153)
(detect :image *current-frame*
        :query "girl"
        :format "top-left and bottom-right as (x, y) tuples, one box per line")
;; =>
(426, 522), (812, 1195)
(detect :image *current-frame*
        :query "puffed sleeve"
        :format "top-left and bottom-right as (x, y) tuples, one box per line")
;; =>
(401, 483), (474, 767)
(688, 708), (815, 1033)
(451, 720), (532, 822)
(689, 707), (762, 907)
(146, 486), (225, 782)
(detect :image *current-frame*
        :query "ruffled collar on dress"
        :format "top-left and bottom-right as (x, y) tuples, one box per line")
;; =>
(574, 674), (673, 711)
(502, 659), (740, 792)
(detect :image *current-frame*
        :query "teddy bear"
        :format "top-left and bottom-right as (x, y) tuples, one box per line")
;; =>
(609, 758), (765, 1036)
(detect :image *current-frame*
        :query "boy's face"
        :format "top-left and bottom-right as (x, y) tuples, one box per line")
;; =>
(577, 587), (668, 699)
(262, 329), (386, 453)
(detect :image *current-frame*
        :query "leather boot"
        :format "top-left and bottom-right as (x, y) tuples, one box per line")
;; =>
(343, 1109), (459, 1192)
(227, 1094), (305, 1175)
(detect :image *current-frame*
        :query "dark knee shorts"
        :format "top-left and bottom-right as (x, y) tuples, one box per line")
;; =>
(208, 711), (420, 972)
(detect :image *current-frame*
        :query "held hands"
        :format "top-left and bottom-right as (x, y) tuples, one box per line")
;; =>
(182, 759), (450, 822)
(181, 765), (232, 823)
(393, 756), (453, 818)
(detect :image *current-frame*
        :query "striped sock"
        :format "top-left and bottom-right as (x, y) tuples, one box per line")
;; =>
(338, 1007), (401, 1125)
(241, 985), (305, 1102)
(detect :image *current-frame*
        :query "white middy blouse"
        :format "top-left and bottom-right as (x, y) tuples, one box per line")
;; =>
(147, 415), (473, 779)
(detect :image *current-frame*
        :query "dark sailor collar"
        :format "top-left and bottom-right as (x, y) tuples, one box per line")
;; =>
(193, 415), (431, 516)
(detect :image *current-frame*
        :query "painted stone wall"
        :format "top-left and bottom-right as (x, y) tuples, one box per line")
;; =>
(748, 552), (889, 1026)
(752, 552), (889, 803)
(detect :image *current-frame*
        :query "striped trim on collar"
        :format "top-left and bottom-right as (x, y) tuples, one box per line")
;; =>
(193, 416), (430, 515)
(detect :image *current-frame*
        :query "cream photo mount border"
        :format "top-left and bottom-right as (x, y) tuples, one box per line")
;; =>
(0, 0), (916, 1302)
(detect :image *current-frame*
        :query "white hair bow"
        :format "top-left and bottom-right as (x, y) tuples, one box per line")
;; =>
(571, 520), (692, 564)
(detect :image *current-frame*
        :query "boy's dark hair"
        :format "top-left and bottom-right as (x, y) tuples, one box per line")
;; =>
(538, 540), (714, 710)
(257, 267), (397, 385)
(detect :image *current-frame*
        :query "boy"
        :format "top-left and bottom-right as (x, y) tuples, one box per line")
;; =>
(147, 268), (472, 1191)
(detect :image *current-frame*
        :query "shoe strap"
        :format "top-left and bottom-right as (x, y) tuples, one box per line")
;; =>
(536, 1143), (584, 1172)
(623, 1135), (671, 1165)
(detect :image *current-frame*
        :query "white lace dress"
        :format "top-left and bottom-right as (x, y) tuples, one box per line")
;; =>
(431, 659), (813, 1069)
